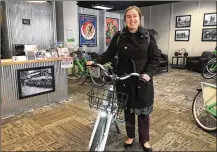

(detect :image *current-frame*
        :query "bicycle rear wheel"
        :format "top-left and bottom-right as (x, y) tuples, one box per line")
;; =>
(192, 91), (217, 131)
(90, 116), (107, 151)
(89, 67), (106, 87)
(90, 76), (106, 87)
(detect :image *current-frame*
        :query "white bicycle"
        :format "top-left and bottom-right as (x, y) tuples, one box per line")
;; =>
(87, 63), (145, 152)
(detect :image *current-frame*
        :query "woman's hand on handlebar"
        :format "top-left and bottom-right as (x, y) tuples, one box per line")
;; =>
(86, 61), (94, 66)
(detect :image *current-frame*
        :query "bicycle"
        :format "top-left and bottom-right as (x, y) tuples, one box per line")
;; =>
(86, 52), (115, 85)
(192, 82), (216, 132)
(86, 63), (146, 151)
(202, 49), (216, 79)
(68, 50), (106, 87)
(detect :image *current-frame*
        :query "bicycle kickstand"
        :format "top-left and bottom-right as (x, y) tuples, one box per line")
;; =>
(114, 120), (121, 134)
(81, 76), (89, 85)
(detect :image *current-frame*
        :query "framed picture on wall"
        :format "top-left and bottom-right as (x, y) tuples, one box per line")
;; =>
(201, 28), (217, 41)
(79, 14), (97, 47)
(203, 13), (217, 26)
(175, 29), (190, 41)
(176, 15), (191, 28)
(17, 66), (55, 99)
(106, 17), (119, 45)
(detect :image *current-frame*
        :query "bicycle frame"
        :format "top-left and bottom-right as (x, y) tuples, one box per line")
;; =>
(72, 52), (95, 78)
(208, 61), (216, 73)
(209, 50), (217, 73)
(201, 82), (216, 117)
(74, 52), (103, 77)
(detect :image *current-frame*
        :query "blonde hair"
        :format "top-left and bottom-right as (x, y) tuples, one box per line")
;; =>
(124, 6), (142, 26)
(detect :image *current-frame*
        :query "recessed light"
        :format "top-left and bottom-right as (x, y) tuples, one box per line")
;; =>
(92, 5), (113, 10)
(27, 1), (47, 3)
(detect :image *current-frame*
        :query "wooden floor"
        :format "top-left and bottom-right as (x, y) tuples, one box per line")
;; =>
(1, 69), (216, 151)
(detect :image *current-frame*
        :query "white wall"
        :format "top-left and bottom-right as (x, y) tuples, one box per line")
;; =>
(194, 1), (217, 56)
(139, 1), (216, 63)
(170, 1), (198, 60)
(140, 6), (150, 29)
(150, 4), (171, 54)
(62, 1), (79, 47)
(170, 1), (216, 62)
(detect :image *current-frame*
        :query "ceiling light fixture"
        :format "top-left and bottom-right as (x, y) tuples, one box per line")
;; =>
(27, 1), (47, 3)
(92, 5), (113, 10)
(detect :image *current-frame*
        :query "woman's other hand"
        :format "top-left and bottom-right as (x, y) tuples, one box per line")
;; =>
(140, 74), (150, 82)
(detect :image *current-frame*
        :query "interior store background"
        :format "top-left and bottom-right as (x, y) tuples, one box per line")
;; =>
(1, 1), (216, 63)
(0, 1), (216, 151)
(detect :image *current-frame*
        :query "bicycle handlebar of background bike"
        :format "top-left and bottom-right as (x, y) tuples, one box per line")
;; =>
(87, 63), (147, 82)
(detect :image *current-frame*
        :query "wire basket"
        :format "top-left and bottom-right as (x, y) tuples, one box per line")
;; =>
(87, 87), (128, 116)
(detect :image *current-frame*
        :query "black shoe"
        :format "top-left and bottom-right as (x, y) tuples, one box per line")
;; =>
(142, 146), (152, 152)
(124, 140), (134, 149)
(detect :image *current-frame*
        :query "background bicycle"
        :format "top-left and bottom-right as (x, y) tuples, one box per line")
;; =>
(68, 50), (105, 87)
(202, 48), (216, 79)
(67, 46), (115, 87)
(192, 82), (216, 132)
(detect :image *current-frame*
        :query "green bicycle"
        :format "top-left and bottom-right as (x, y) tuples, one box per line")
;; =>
(202, 49), (216, 79)
(68, 51), (107, 87)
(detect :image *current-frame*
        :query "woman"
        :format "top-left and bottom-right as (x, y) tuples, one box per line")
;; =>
(87, 6), (160, 152)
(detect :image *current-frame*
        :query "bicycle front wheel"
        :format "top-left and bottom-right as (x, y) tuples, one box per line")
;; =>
(90, 116), (107, 152)
(192, 91), (217, 131)
(202, 60), (216, 79)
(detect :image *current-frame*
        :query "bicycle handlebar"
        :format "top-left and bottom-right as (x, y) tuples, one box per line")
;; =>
(73, 51), (85, 54)
(87, 63), (147, 82)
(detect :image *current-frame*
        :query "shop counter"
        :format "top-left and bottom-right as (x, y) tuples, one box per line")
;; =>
(0, 58), (68, 118)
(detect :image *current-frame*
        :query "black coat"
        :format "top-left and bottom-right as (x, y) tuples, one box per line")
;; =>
(96, 26), (161, 108)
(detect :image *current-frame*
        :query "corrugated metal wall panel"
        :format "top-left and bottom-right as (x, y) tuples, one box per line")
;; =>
(4, 1), (56, 58)
(47, 61), (68, 105)
(1, 61), (68, 118)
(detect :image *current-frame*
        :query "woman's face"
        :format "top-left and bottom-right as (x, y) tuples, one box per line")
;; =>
(125, 9), (140, 31)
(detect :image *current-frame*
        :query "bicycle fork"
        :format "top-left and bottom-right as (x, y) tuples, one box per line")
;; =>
(88, 111), (114, 151)
(98, 112), (113, 151)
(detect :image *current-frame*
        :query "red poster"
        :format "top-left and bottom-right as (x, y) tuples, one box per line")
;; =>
(106, 17), (119, 45)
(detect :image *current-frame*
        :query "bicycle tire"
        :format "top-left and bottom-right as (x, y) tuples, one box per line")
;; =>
(202, 61), (216, 79)
(68, 64), (83, 80)
(90, 76), (106, 87)
(192, 91), (217, 132)
(90, 116), (107, 152)
(104, 68), (113, 84)
(206, 59), (216, 74)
